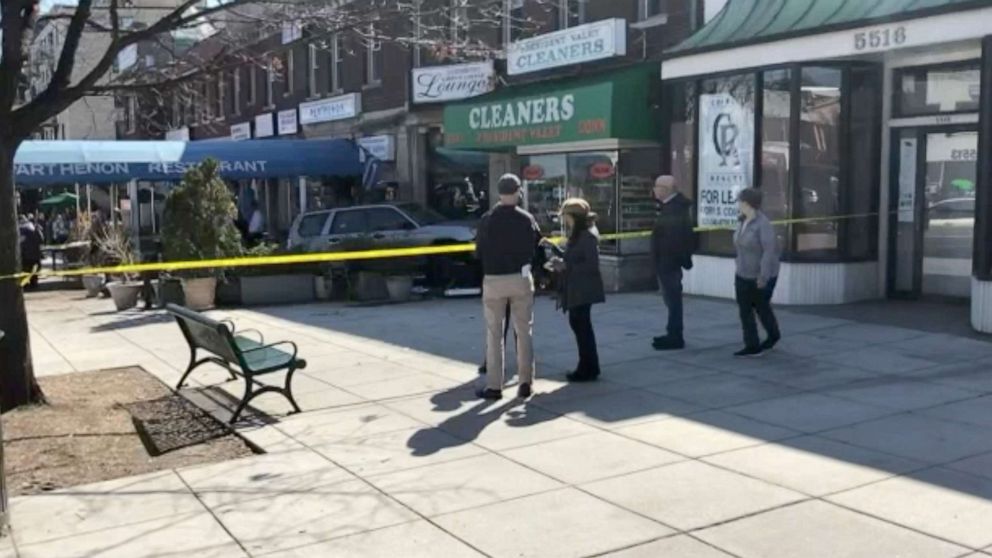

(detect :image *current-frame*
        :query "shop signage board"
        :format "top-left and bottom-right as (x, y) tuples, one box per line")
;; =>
(230, 122), (251, 141)
(412, 61), (496, 104)
(278, 109), (298, 135)
(664, 5), (992, 79)
(299, 93), (361, 125)
(444, 66), (657, 150)
(697, 92), (754, 227)
(165, 127), (189, 141)
(358, 135), (396, 162)
(507, 18), (626, 75)
(255, 113), (274, 138)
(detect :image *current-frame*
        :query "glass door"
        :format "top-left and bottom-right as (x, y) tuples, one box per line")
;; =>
(890, 127), (977, 298)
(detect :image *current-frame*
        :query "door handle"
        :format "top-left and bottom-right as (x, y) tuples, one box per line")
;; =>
(372, 233), (386, 240)
(328, 238), (341, 244)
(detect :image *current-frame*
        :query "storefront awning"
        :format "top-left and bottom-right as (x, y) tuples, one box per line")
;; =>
(443, 64), (660, 151)
(14, 138), (363, 187)
(663, 0), (992, 79)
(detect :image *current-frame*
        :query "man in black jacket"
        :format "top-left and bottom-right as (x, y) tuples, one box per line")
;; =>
(650, 175), (695, 350)
(475, 174), (542, 400)
(19, 215), (44, 290)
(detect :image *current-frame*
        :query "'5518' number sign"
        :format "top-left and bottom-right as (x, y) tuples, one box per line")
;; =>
(854, 26), (907, 51)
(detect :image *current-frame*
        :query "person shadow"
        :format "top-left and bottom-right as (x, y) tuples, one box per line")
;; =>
(406, 375), (534, 457)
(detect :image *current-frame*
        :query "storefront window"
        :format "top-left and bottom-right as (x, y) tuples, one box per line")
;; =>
(568, 151), (619, 250)
(761, 69), (791, 226)
(305, 176), (359, 211)
(522, 154), (568, 234)
(670, 63), (881, 263)
(521, 151), (621, 254)
(896, 62), (980, 117)
(846, 65), (881, 260)
(697, 73), (755, 255)
(794, 67), (842, 256)
(665, 80), (695, 193)
(427, 129), (489, 221)
(619, 148), (664, 255)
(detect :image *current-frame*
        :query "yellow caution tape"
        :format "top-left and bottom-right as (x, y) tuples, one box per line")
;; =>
(1, 212), (880, 283)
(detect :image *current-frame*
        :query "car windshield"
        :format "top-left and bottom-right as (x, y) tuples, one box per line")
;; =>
(397, 203), (445, 226)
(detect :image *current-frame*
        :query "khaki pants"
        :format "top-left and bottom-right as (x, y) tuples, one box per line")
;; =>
(483, 273), (535, 391)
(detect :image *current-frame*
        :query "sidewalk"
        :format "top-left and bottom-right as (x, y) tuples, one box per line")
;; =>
(8, 290), (992, 557)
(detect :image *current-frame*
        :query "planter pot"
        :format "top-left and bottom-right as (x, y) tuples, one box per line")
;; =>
(314, 275), (333, 301)
(354, 272), (389, 302)
(159, 277), (185, 307)
(106, 281), (141, 311)
(240, 274), (315, 306)
(82, 274), (105, 298)
(385, 275), (414, 302)
(182, 277), (217, 311)
(147, 279), (161, 309)
(215, 278), (242, 306)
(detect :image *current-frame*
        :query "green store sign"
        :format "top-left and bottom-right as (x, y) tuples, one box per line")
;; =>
(443, 65), (659, 150)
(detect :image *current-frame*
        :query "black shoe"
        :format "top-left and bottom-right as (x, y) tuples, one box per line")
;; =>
(517, 383), (532, 399)
(734, 347), (764, 358)
(760, 336), (780, 352)
(475, 388), (502, 400)
(478, 364), (487, 375)
(653, 337), (685, 351)
(566, 371), (598, 383)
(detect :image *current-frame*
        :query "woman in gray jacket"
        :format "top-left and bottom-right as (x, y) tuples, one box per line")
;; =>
(551, 198), (606, 382)
(733, 188), (781, 357)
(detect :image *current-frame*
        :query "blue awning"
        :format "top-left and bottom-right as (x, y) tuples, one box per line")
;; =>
(14, 139), (363, 186)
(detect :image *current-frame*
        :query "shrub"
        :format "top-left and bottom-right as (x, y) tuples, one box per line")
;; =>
(161, 159), (243, 276)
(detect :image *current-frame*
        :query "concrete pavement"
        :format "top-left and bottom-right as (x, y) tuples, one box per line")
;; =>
(8, 290), (992, 557)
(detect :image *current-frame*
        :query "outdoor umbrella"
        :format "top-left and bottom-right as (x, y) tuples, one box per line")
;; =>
(39, 192), (79, 208)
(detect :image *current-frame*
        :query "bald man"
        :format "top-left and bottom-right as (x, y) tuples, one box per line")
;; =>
(650, 175), (695, 350)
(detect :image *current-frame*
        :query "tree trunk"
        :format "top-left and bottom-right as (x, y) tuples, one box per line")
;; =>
(0, 140), (45, 412)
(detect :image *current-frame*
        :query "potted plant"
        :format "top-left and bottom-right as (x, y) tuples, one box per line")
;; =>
(96, 224), (142, 311)
(161, 159), (243, 310)
(71, 212), (103, 297)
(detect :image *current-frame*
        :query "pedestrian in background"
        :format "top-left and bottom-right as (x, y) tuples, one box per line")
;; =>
(474, 174), (542, 400)
(733, 188), (781, 357)
(551, 198), (605, 382)
(650, 175), (695, 351)
(19, 215), (43, 290)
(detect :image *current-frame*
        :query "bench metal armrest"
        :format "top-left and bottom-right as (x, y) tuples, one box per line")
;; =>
(236, 328), (265, 344)
(219, 319), (265, 344)
(242, 341), (299, 360)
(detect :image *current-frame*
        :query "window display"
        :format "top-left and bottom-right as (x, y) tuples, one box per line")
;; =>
(666, 63), (881, 263)
(697, 74), (755, 255)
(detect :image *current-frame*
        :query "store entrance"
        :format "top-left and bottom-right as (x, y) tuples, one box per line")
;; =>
(890, 126), (978, 298)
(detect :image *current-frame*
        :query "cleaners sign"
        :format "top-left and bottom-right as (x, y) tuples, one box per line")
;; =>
(697, 93), (754, 227)
(507, 19), (626, 76)
(444, 81), (613, 149)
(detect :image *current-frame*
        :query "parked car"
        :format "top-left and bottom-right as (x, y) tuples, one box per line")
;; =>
(287, 203), (477, 253)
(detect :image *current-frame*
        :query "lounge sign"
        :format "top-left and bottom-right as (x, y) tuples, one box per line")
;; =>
(412, 61), (495, 104)
(507, 19), (626, 76)
(444, 81), (613, 149)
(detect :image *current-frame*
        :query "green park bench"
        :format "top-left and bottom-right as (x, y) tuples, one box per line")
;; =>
(166, 304), (307, 423)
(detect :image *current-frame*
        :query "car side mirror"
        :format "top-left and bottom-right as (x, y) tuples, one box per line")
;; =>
(403, 222), (417, 230)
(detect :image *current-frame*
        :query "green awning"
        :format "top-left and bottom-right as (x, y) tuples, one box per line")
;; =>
(443, 64), (660, 151)
(669, 0), (986, 55)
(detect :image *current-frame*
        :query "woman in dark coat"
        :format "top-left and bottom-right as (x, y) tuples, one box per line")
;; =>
(552, 198), (606, 382)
